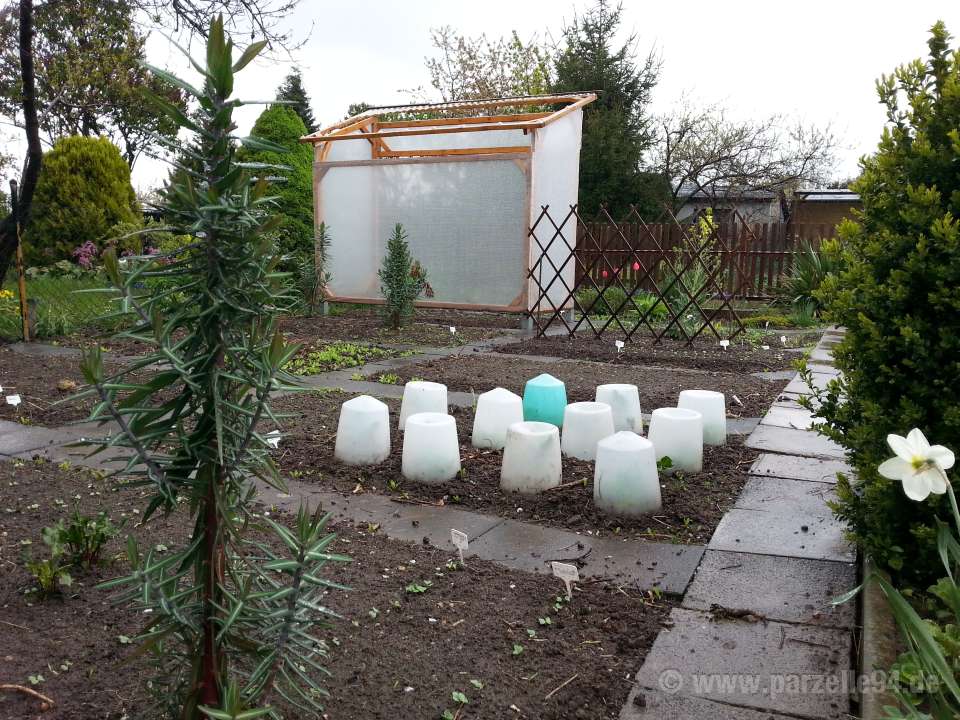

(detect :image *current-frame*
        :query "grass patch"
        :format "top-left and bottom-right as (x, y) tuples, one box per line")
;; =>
(1, 275), (127, 341)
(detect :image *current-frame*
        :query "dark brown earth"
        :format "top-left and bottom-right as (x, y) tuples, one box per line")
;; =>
(0, 347), (100, 425)
(270, 390), (758, 544)
(279, 307), (516, 348)
(497, 331), (822, 373)
(364, 353), (785, 418)
(0, 460), (672, 720)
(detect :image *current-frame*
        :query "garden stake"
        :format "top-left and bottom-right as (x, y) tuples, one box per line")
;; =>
(9, 179), (29, 343)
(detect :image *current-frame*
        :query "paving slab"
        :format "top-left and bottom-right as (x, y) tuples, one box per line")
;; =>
(0, 421), (65, 456)
(253, 479), (698, 593)
(782, 372), (836, 395)
(709, 508), (853, 562)
(748, 454), (851, 484)
(745, 425), (846, 460)
(467, 518), (703, 594)
(808, 346), (834, 364)
(633, 608), (852, 719)
(682, 550), (856, 629)
(621, 688), (797, 719)
(734, 476), (837, 517)
(750, 369), (795, 381)
(759, 404), (821, 431)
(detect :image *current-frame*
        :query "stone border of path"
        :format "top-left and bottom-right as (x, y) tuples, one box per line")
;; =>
(620, 328), (863, 720)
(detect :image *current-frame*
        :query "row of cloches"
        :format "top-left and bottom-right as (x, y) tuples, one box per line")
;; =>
(333, 374), (727, 517)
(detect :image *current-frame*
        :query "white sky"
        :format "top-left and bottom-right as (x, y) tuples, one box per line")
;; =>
(106, 0), (960, 191)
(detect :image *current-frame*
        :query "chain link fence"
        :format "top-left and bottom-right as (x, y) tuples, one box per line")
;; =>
(1, 269), (125, 342)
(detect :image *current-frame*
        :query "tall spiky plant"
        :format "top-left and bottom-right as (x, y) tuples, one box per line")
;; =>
(78, 17), (349, 719)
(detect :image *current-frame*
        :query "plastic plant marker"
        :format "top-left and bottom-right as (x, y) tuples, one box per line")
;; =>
(678, 389), (727, 446)
(551, 561), (579, 599)
(399, 381), (448, 430)
(614, 340), (625, 353)
(401, 412), (460, 484)
(472, 387), (523, 449)
(335, 394), (391, 465)
(500, 421), (562, 494)
(732, 394), (743, 407)
(761, 345), (770, 350)
(561, 402), (615, 461)
(450, 326), (456, 334)
(450, 529), (468, 565)
(719, 339), (730, 350)
(595, 384), (643, 434)
(522, 374), (567, 427)
(6, 394), (21, 407)
(265, 430), (281, 449)
(594, 432), (661, 516)
(647, 407), (703, 473)
(780, 335), (787, 345)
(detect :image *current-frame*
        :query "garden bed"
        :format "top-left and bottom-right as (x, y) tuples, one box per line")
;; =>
(497, 331), (822, 373)
(362, 353), (783, 418)
(270, 390), (758, 543)
(279, 307), (516, 348)
(0, 346), (101, 425)
(0, 459), (673, 720)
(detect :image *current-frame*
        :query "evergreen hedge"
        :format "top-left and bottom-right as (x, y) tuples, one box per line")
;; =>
(811, 22), (960, 583)
(25, 135), (138, 265)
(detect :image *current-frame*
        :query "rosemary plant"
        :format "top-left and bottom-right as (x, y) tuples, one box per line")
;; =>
(79, 17), (349, 719)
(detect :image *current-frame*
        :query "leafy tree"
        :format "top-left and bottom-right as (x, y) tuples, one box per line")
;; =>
(0, 0), (186, 166)
(806, 21), (960, 584)
(238, 105), (314, 263)
(0, 0), (304, 287)
(652, 99), (838, 218)
(417, 26), (552, 102)
(345, 101), (373, 119)
(276, 70), (317, 132)
(379, 223), (428, 329)
(552, 0), (664, 218)
(82, 18), (349, 716)
(25, 135), (138, 265)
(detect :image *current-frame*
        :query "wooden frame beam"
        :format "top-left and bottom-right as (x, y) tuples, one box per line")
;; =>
(377, 145), (531, 159)
(300, 93), (596, 144)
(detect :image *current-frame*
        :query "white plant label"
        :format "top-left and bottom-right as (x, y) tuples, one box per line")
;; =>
(265, 430), (281, 449)
(761, 345), (770, 350)
(780, 335), (787, 346)
(6, 394), (21, 407)
(614, 340), (625, 353)
(449, 326), (456, 334)
(732, 394), (743, 407)
(551, 561), (579, 599)
(450, 528), (468, 564)
(719, 340), (730, 350)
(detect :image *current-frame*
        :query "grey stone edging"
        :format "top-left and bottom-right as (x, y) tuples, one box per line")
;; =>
(858, 559), (899, 719)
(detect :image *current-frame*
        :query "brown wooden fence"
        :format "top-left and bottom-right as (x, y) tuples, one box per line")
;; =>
(575, 220), (837, 299)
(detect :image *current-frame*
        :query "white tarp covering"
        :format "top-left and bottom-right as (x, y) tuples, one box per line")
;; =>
(316, 109), (583, 310)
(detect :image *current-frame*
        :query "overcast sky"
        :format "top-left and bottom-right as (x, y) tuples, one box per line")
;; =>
(127, 0), (960, 191)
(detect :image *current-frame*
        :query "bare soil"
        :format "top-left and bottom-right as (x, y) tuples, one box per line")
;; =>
(269, 390), (758, 544)
(364, 352), (785, 418)
(0, 347), (100, 425)
(0, 460), (672, 720)
(279, 307), (517, 348)
(497, 331), (822, 373)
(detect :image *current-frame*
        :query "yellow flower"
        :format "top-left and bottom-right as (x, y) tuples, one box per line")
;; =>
(0, 289), (14, 301)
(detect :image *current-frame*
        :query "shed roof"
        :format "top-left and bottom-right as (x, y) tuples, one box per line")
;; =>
(299, 92), (596, 147)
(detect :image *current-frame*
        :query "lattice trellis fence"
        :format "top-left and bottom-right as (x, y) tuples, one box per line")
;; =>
(526, 205), (758, 344)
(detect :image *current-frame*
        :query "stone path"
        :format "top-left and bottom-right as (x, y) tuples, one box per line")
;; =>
(621, 328), (858, 719)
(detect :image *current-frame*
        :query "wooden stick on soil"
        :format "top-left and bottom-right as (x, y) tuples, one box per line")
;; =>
(0, 684), (55, 709)
(542, 479), (587, 492)
(544, 673), (579, 700)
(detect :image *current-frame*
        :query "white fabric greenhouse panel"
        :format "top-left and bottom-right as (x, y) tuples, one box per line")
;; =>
(529, 109), (583, 311)
(321, 158), (528, 307)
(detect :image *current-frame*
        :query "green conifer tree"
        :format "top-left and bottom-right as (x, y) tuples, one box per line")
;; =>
(276, 70), (317, 133)
(378, 223), (427, 329)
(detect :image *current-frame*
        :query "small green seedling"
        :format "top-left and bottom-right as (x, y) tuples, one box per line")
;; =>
(512, 644), (524, 656)
(405, 581), (432, 594)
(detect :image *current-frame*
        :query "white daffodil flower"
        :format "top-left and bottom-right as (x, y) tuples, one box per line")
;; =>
(878, 428), (955, 501)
